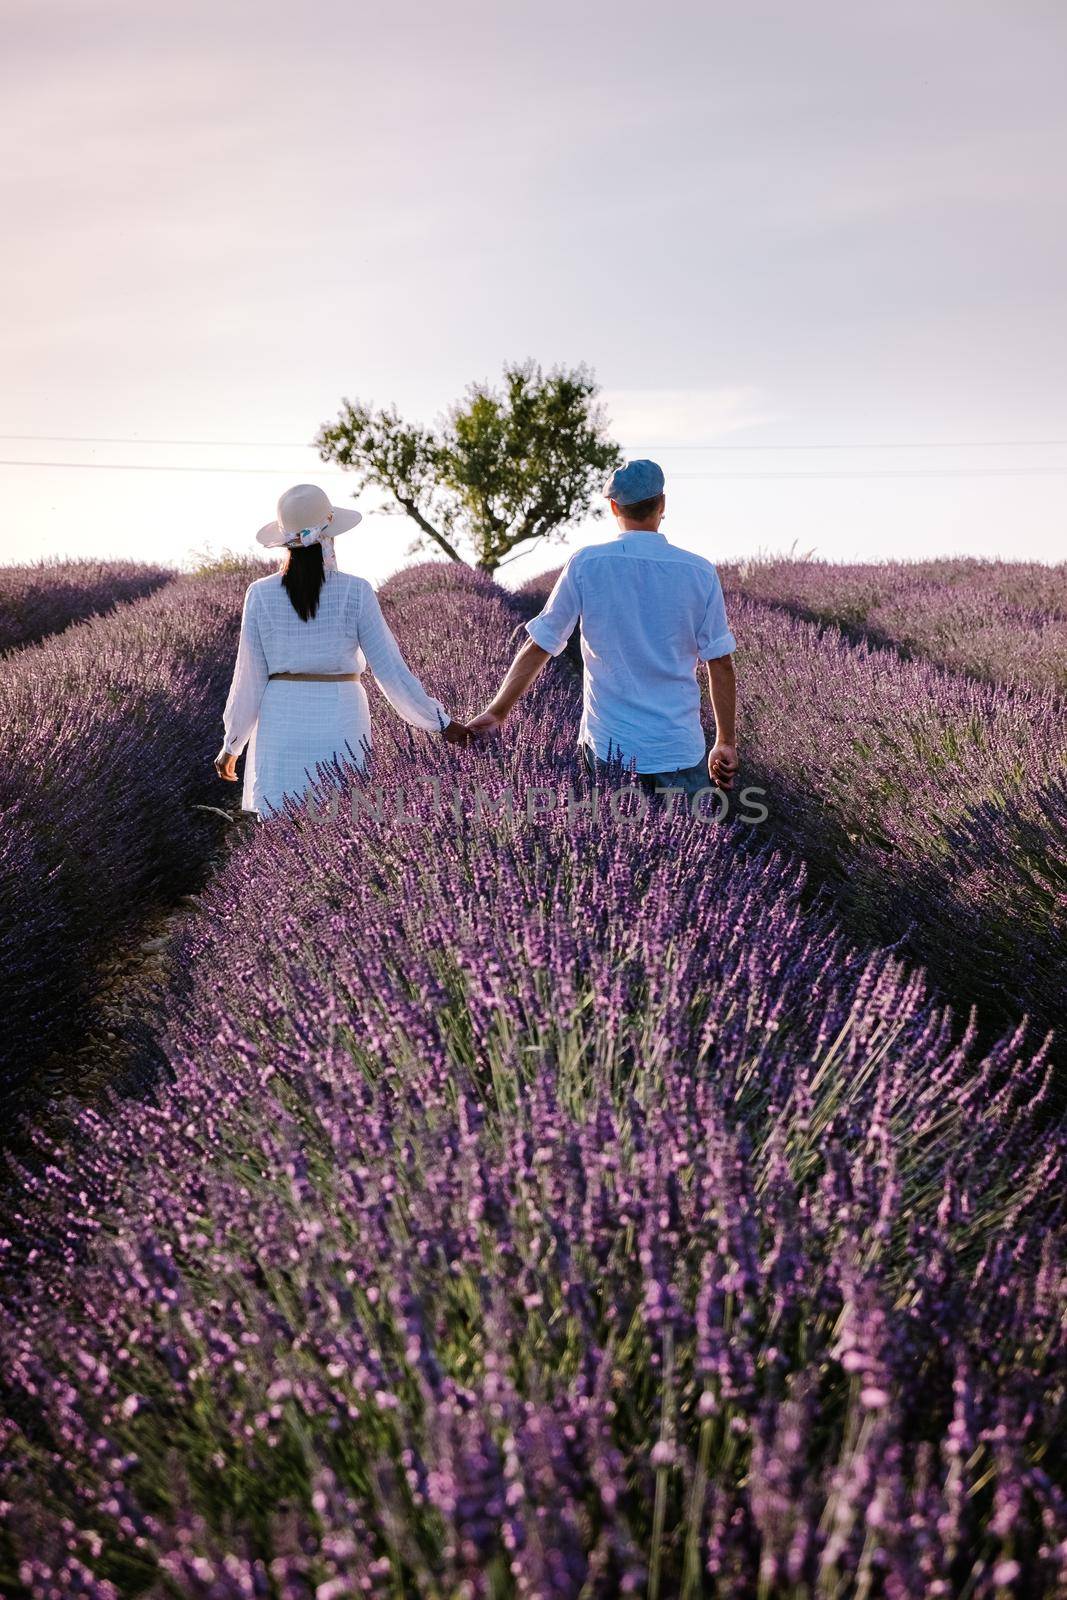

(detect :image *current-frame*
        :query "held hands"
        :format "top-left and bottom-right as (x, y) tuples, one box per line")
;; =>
(441, 719), (472, 746)
(467, 709), (506, 740)
(708, 741), (739, 791)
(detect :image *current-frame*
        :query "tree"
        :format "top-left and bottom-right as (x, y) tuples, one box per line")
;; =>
(315, 361), (622, 573)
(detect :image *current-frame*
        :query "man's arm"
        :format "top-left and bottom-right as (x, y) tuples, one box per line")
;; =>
(468, 637), (552, 736)
(470, 558), (579, 737)
(706, 654), (738, 789)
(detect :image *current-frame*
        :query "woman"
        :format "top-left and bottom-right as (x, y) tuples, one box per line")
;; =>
(215, 483), (467, 816)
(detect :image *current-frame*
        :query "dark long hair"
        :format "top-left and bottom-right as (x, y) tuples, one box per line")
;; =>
(281, 542), (326, 621)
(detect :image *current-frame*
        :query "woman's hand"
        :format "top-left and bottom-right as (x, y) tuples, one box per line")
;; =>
(214, 748), (238, 782)
(441, 720), (471, 747)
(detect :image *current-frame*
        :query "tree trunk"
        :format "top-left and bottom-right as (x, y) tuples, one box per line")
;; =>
(396, 496), (466, 566)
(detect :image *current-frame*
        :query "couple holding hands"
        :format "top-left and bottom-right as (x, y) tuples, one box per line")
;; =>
(216, 461), (738, 818)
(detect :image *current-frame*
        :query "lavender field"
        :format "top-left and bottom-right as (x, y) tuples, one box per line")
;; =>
(1, 559), (1065, 1599)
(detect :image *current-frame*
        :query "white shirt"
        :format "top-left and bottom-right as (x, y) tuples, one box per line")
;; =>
(525, 531), (736, 773)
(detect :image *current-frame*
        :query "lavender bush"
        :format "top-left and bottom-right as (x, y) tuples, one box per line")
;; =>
(1, 565), (1063, 1598)
(0, 566), (264, 1105)
(715, 595), (1066, 1046)
(720, 557), (1067, 695)
(0, 559), (173, 657)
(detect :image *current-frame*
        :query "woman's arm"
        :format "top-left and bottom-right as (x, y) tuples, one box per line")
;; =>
(215, 587), (268, 780)
(357, 581), (466, 740)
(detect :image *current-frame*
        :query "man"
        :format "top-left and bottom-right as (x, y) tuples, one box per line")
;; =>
(468, 459), (738, 797)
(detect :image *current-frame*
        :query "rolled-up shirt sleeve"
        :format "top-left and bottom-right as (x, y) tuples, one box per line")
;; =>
(697, 571), (736, 660)
(357, 581), (449, 732)
(223, 585), (269, 755)
(525, 559), (581, 656)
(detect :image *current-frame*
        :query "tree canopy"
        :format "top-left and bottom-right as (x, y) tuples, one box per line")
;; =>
(316, 361), (622, 572)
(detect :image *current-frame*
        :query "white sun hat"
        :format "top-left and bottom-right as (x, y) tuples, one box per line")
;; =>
(256, 483), (362, 551)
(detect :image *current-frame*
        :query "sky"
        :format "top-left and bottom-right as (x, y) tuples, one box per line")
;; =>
(2, 0), (1066, 586)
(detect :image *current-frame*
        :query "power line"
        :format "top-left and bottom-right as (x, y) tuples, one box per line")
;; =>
(633, 439), (1067, 452)
(0, 459), (328, 476)
(670, 467), (1067, 480)
(2, 457), (1067, 482)
(2, 432), (1067, 453)
(0, 434), (319, 450)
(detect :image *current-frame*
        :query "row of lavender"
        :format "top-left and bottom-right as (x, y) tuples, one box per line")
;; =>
(722, 595), (1066, 1048)
(518, 565), (1066, 1049)
(0, 558), (173, 656)
(722, 555), (1067, 695)
(0, 565), (264, 1108)
(2, 563), (1063, 1597)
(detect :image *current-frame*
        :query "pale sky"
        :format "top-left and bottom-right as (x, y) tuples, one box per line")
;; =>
(2, 0), (1066, 585)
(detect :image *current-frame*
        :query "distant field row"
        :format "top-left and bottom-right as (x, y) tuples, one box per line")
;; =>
(0, 557), (174, 655)
(721, 554), (1067, 694)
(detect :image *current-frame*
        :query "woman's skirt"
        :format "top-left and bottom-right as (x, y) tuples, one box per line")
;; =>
(243, 678), (372, 817)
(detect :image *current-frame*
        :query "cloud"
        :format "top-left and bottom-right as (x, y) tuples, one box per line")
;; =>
(601, 388), (777, 449)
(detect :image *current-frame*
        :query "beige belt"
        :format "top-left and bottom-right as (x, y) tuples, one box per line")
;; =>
(269, 671), (362, 683)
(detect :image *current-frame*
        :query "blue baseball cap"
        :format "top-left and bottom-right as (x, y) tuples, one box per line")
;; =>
(603, 458), (665, 505)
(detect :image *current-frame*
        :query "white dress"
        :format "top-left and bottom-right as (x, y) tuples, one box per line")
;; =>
(222, 570), (448, 816)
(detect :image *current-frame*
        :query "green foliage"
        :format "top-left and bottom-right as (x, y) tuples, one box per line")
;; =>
(316, 360), (622, 571)
(185, 545), (272, 579)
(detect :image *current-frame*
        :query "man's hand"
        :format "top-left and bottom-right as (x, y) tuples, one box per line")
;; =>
(708, 742), (739, 790)
(214, 748), (238, 782)
(468, 709), (506, 740)
(441, 719), (471, 746)
(705, 657), (737, 791)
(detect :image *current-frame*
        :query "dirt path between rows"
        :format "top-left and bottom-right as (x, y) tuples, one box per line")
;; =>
(4, 803), (255, 1175)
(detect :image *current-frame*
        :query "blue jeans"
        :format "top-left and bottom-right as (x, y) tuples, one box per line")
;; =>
(580, 743), (710, 801)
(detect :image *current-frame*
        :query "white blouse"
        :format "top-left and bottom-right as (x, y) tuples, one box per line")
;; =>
(222, 570), (447, 755)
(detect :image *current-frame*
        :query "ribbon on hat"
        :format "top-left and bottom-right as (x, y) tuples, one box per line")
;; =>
(283, 513), (337, 570)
